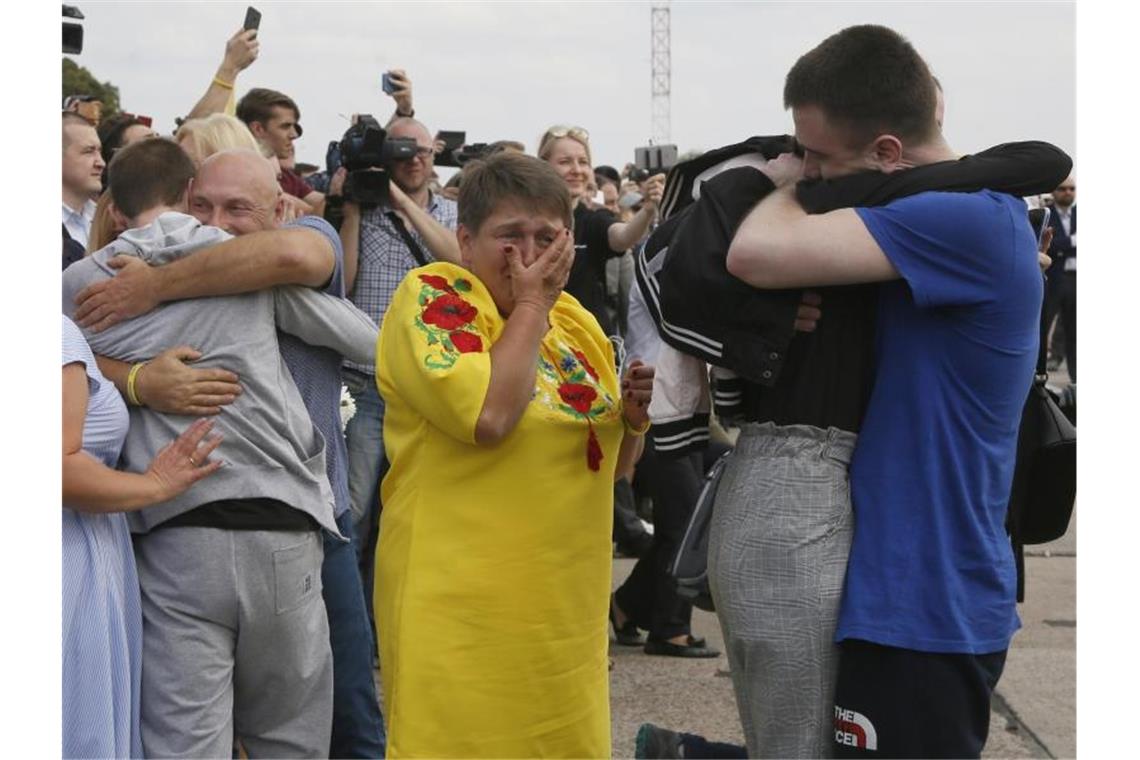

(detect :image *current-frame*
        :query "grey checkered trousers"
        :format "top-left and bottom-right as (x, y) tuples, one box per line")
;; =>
(708, 422), (856, 759)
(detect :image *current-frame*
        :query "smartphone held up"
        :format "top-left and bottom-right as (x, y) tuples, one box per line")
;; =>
(244, 6), (261, 33)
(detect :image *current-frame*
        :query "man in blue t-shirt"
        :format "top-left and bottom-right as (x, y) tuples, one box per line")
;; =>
(726, 25), (1042, 758)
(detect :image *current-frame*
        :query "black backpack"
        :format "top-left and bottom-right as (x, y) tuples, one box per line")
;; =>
(669, 450), (733, 612)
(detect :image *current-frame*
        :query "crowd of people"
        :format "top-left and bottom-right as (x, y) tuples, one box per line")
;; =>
(61, 18), (1073, 760)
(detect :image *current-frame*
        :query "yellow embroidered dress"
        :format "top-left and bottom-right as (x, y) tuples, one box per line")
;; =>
(374, 262), (625, 758)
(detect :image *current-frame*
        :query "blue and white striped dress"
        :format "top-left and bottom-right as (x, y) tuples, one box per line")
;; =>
(62, 316), (142, 759)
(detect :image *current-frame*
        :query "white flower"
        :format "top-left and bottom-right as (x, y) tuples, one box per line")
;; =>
(340, 385), (357, 431)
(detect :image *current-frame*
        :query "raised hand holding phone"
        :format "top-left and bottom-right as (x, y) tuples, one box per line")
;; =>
(383, 69), (415, 116)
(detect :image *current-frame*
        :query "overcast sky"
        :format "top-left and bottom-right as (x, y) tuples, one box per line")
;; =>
(70, 1), (1076, 176)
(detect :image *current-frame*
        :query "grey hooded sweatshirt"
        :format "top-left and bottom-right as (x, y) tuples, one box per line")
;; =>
(62, 212), (378, 537)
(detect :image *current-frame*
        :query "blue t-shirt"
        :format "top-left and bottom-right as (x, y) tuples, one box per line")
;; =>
(839, 190), (1041, 654)
(277, 215), (352, 519)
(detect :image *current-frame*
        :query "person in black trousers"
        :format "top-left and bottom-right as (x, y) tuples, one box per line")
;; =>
(611, 439), (727, 657)
(1042, 177), (1076, 382)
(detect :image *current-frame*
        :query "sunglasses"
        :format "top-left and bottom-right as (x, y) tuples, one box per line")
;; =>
(544, 125), (590, 142)
(1056, 186), (1075, 191)
(394, 146), (435, 162)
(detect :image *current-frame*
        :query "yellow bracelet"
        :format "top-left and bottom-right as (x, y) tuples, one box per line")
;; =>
(212, 76), (235, 90)
(623, 416), (651, 436)
(126, 362), (148, 407)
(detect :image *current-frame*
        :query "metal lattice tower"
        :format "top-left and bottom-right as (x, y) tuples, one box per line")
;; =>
(650, 4), (671, 145)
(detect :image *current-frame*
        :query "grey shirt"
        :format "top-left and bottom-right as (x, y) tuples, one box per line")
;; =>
(61, 212), (378, 536)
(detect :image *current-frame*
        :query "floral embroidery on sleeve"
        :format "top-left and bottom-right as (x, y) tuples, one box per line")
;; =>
(414, 273), (483, 369)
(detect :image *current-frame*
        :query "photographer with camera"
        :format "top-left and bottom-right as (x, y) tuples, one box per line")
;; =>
(334, 76), (460, 594)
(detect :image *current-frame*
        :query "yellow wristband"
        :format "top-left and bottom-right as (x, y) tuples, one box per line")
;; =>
(623, 416), (651, 436)
(126, 362), (148, 407)
(212, 76), (235, 90)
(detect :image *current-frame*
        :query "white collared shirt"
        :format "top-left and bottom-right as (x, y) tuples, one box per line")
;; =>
(63, 199), (97, 249)
(1054, 205), (1073, 237)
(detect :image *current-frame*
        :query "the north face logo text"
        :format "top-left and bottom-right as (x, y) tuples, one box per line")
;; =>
(835, 705), (878, 750)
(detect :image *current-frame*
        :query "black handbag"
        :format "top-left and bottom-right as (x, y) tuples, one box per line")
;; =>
(1013, 375), (1077, 544)
(669, 450), (733, 612)
(1005, 299), (1077, 600)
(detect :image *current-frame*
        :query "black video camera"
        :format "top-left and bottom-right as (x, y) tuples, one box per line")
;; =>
(326, 115), (418, 206)
(63, 5), (84, 55)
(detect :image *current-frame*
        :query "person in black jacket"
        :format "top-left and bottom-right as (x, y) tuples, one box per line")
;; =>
(1043, 176), (1076, 381)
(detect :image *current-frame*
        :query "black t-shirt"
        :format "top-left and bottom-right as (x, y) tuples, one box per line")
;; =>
(569, 204), (621, 335)
(741, 284), (878, 433)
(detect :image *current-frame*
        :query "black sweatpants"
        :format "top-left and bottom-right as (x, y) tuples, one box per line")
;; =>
(833, 639), (1007, 759)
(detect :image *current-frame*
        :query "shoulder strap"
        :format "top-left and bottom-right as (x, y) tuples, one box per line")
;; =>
(1036, 279), (1050, 380)
(386, 211), (429, 267)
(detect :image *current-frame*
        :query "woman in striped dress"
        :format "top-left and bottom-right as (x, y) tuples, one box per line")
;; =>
(62, 316), (223, 758)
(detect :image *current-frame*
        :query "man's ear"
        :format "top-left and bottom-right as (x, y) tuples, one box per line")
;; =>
(249, 120), (267, 140)
(869, 135), (904, 171)
(273, 191), (287, 225)
(457, 223), (473, 267)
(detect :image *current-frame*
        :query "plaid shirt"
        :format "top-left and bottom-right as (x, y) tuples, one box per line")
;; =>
(345, 192), (458, 376)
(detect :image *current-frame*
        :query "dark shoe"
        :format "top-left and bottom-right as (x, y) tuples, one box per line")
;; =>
(644, 636), (720, 658)
(635, 723), (683, 759)
(610, 596), (645, 646)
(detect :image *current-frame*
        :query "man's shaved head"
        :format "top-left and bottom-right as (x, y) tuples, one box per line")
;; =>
(190, 148), (284, 235)
(387, 116), (432, 142)
(200, 148), (279, 201)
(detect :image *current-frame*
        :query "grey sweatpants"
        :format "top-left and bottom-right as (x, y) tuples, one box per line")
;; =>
(133, 527), (333, 758)
(708, 423), (856, 759)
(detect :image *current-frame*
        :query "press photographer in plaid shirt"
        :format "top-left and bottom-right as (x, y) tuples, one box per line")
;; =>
(338, 87), (460, 578)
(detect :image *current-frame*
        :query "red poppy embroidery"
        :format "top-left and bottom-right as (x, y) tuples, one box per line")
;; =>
(422, 294), (478, 330)
(558, 383), (597, 415)
(449, 331), (482, 353)
(542, 343), (616, 472)
(573, 350), (599, 380)
(586, 426), (603, 471)
(418, 274), (456, 294)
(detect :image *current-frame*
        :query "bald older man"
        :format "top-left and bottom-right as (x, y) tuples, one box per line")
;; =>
(64, 142), (383, 757)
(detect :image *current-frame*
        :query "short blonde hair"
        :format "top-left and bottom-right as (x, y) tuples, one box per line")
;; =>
(175, 114), (259, 165)
(537, 125), (592, 167)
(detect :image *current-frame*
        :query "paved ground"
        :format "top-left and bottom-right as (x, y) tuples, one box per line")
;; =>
(608, 513), (1076, 759)
(370, 519), (1073, 758)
